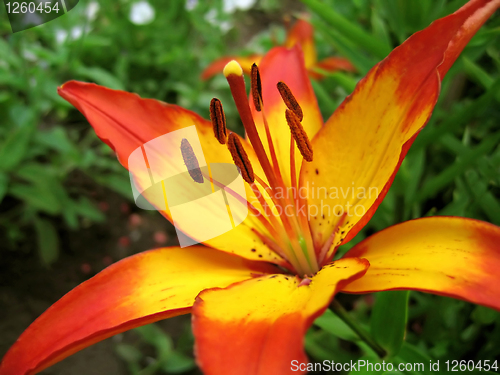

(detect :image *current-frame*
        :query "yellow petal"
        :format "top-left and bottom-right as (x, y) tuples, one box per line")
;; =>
(342, 217), (500, 310)
(192, 257), (369, 375)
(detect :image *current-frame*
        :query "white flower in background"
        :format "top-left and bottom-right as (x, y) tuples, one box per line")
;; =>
(219, 21), (232, 32)
(223, 0), (257, 13)
(204, 8), (217, 25)
(185, 0), (198, 11)
(129, 1), (155, 25)
(22, 49), (37, 62)
(204, 9), (233, 33)
(71, 26), (84, 39)
(55, 29), (68, 45)
(86, 2), (100, 21)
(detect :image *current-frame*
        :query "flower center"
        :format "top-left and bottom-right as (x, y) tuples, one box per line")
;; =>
(224, 60), (323, 277)
(185, 60), (321, 276)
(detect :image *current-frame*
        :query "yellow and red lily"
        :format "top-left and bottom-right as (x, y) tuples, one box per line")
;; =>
(2, 1), (500, 374)
(201, 18), (355, 80)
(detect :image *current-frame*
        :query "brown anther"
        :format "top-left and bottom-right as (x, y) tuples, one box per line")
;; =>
(285, 109), (313, 162)
(180, 138), (204, 183)
(277, 81), (303, 121)
(251, 63), (263, 112)
(227, 133), (255, 183)
(209, 98), (227, 144)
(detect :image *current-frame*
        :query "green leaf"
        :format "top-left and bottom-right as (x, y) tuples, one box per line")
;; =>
(471, 305), (499, 325)
(15, 162), (57, 182)
(93, 173), (132, 198)
(115, 343), (143, 364)
(135, 324), (173, 359)
(161, 352), (195, 374)
(413, 77), (500, 151)
(312, 20), (376, 74)
(9, 183), (62, 215)
(400, 149), (425, 220)
(329, 71), (358, 93)
(301, 0), (391, 59)
(314, 308), (359, 342)
(73, 197), (106, 222)
(395, 342), (434, 375)
(462, 56), (494, 90)
(464, 170), (500, 225)
(416, 132), (500, 202)
(0, 125), (33, 172)
(0, 39), (22, 66)
(75, 66), (125, 91)
(0, 172), (8, 203)
(370, 291), (409, 357)
(311, 79), (339, 116)
(436, 184), (469, 217)
(35, 127), (79, 157)
(34, 218), (60, 267)
(370, 6), (392, 47)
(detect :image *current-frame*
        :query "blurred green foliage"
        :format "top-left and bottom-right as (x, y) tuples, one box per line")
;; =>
(116, 323), (196, 374)
(1, 0), (499, 373)
(0, 0), (240, 265)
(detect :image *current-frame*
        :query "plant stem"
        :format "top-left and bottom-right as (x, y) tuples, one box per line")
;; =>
(329, 300), (386, 358)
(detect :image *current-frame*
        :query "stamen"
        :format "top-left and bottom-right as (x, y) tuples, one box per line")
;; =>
(223, 60), (278, 190)
(285, 109), (313, 162)
(251, 63), (263, 111)
(277, 81), (303, 121)
(210, 98), (227, 144)
(180, 138), (203, 183)
(227, 133), (255, 184)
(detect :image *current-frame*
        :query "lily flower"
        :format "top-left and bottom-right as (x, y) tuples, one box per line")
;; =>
(2, 1), (500, 374)
(201, 18), (355, 80)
